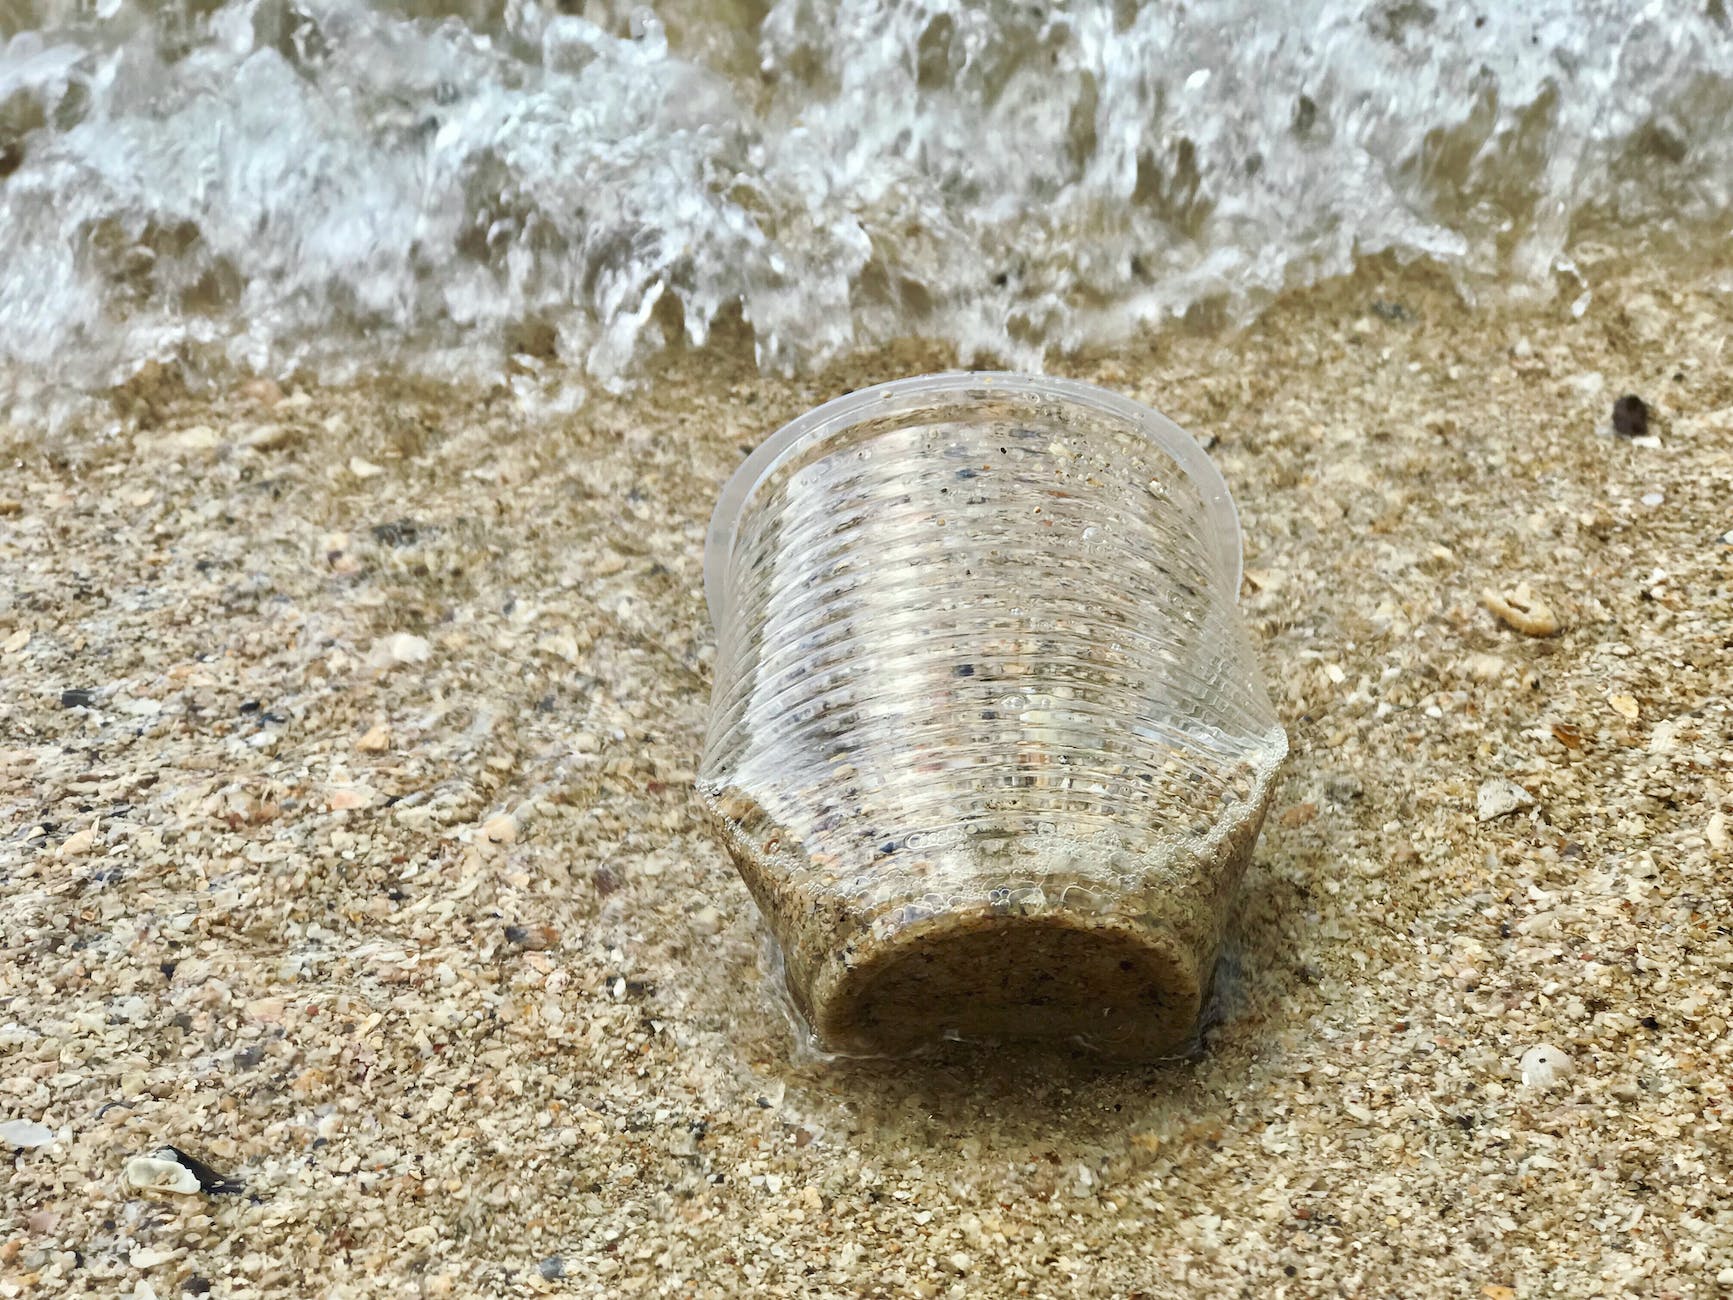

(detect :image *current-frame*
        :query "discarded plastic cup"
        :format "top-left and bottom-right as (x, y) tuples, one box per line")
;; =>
(699, 373), (1287, 1059)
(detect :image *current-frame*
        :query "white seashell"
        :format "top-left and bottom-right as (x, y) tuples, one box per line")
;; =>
(1519, 1044), (1573, 1090)
(125, 1154), (201, 1194)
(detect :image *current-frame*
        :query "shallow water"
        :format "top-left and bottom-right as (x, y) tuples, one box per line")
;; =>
(2, 0), (1728, 420)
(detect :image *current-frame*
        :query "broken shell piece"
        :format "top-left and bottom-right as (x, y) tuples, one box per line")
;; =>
(125, 1154), (201, 1194)
(1519, 1044), (1573, 1090)
(0, 1118), (54, 1148)
(370, 632), (430, 670)
(1481, 583), (1561, 636)
(1477, 778), (1535, 822)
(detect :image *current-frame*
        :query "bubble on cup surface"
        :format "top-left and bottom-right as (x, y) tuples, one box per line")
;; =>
(700, 381), (1286, 1060)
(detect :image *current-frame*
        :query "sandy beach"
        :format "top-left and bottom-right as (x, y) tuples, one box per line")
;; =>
(2, 252), (1730, 1297)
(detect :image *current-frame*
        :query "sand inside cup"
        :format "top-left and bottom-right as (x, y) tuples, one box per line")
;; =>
(700, 380), (1287, 1059)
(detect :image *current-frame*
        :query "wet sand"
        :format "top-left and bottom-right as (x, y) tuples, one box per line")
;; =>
(2, 253), (1730, 1296)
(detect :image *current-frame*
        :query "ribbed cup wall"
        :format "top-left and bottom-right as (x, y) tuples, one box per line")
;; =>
(699, 375), (1286, 1059)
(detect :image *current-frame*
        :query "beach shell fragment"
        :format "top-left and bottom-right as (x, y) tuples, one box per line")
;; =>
(0, 1118), (55, 1149)
(1477, 778), (1534, 822)
(370, 632), (430, 671)
(125, 1154), (202, 1194)
(1607, 693), (1640, 721)
(1481, 583), (1560, 636)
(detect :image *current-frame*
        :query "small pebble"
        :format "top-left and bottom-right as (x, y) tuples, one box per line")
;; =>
(481, 813), (517, 844)
(1611, 394), (1648, 437)
(349, 456), (385, 479)
(0, 1118), (54, 1148)
(690, 905), (725, 936)
(0, 498), (21, 516)
(356, 722), (391, 753)
(2, 627), (29, 654)
(124, 1154), (202, 1194)
(59, 688), (93, 708)
(1519, 1044), (1573, 1090)
(1476, 778), (1534, 822)
(537, 1258), (565, 1280)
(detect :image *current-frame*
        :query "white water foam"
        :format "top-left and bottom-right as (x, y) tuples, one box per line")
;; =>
(2, 0), (1729, 422)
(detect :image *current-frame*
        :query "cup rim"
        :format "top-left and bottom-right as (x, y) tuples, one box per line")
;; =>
(703, 371), (1243, 625)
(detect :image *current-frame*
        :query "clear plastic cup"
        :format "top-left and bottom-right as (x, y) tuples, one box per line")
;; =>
(699, 373), (1287, 1060)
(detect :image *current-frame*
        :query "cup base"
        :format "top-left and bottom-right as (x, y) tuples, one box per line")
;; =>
(802, 906), (1207, 1062)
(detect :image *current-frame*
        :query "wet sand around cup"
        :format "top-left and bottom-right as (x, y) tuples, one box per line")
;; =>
(2, 254), (1730, 1295)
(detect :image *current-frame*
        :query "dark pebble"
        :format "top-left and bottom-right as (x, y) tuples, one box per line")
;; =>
(593, 864), (622, 895)
(1611, 394), (1649, 437)
(60, 688), (93, 708)
(538, 1257), (566, 1280)
(183, 1278), (212, 1296)
(1641, 1015), (1660, 1030)
(370, 518), (422, 547)
(238, 700), (261, 714)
